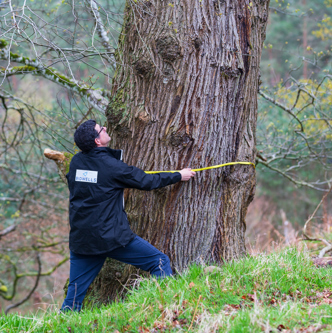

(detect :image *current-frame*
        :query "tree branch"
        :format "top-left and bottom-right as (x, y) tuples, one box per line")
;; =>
(4, 253), (41, 315)
(17, 256), (69, 277)
(258, 90), (304, 131)
(0, 225), (16, 240)
(44, 148), (72, 185)
(0, 163), (60, 183)
(303, 186), (332, 238)
(302, 186), (332, 258)
(0, 253), (69, 302)
(0, 49), (110, 114)
(257, 160), (331, 191)
(84, 0), (115, 56)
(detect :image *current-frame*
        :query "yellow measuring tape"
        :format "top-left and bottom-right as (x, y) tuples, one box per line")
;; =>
(145, 162), (255, 174)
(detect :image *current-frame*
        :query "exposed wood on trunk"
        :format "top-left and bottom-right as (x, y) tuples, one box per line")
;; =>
(44, 149), (72, 185)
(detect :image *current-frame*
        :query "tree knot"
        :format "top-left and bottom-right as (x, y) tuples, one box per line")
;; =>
(134, 58), (154, 78)
(221, 66), (242, 77)
(194, 37), (202, 50)
(156, 35), (181, 62)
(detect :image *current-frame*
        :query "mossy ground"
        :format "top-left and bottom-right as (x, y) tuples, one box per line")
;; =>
(1, 246), (332, 332)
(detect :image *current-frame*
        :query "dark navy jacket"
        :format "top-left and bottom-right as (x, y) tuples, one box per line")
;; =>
(66, 147), (181, 255)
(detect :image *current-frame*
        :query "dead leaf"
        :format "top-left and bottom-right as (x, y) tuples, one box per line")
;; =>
(277, 324), (286, 331)
(297, 324), (327, 332)
(182, 299), (189, 308)
(153, 321), (164, 329)
(121, 325), (131, 332)
(321, 298), (332, 304)
(179, 318), (188, 325)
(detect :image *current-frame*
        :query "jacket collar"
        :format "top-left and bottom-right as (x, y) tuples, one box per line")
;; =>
(84, 147), (123, 160)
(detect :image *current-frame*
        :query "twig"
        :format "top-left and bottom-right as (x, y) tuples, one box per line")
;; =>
(258, 90), (303, 132)
(318, 244), (332, 259)
(257, 160), (330, 192)
(303, 185), (332, 238)
(73, 107), (93, 129)
(0, 225), (16, 239)
(188, 295), (202, 332)
(302, 185), (332, 258)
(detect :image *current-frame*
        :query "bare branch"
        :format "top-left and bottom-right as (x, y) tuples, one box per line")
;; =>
(5, 253), (41, 315)
(303, 186), (332, 238)
(301, 186), (332, 258)
(318, 245), (332, 259)
(0, 49), (110, 113)
(44, 148), (72, 185)
(0, 225), (16, 239)
(257, 160), (331, 192)
(74, 107), (93, 129)
(0, 163), (60, 183)
(258, 90), (304, 131)
(18, 256), (69, 277)
(84, 0), (114, 56)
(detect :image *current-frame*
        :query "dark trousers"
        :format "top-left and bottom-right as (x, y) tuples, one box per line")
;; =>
(61, 235), (172, 311)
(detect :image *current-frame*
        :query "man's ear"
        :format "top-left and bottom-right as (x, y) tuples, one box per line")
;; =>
(95, 137), (101, 146)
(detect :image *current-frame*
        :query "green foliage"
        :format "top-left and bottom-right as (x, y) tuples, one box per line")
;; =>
(0, 39), (8, 48)
(1, 247), (332, 332)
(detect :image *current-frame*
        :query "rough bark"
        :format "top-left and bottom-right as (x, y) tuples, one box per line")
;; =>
(89, 0), (270, 302)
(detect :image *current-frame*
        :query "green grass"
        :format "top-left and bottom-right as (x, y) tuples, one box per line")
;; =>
(1, 247), (332, 332)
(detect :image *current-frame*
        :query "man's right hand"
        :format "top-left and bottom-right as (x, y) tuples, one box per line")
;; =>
(179, 168), (196, 181)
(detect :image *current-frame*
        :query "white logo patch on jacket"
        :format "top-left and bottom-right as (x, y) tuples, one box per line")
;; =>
(75, 169), (98, 183)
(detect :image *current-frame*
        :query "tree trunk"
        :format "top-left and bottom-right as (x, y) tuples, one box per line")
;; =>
(88, 0), (269, 303)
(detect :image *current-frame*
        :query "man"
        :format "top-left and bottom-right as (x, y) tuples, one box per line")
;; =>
(61, 119), (195, 311)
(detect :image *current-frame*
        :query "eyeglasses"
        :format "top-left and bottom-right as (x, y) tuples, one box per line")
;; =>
(96, 126), (105, 138)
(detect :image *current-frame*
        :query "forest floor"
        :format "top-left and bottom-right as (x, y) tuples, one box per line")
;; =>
(1, 246), (332, 332)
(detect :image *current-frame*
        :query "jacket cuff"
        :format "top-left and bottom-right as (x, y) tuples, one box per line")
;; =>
(173, 172), (182, 183)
